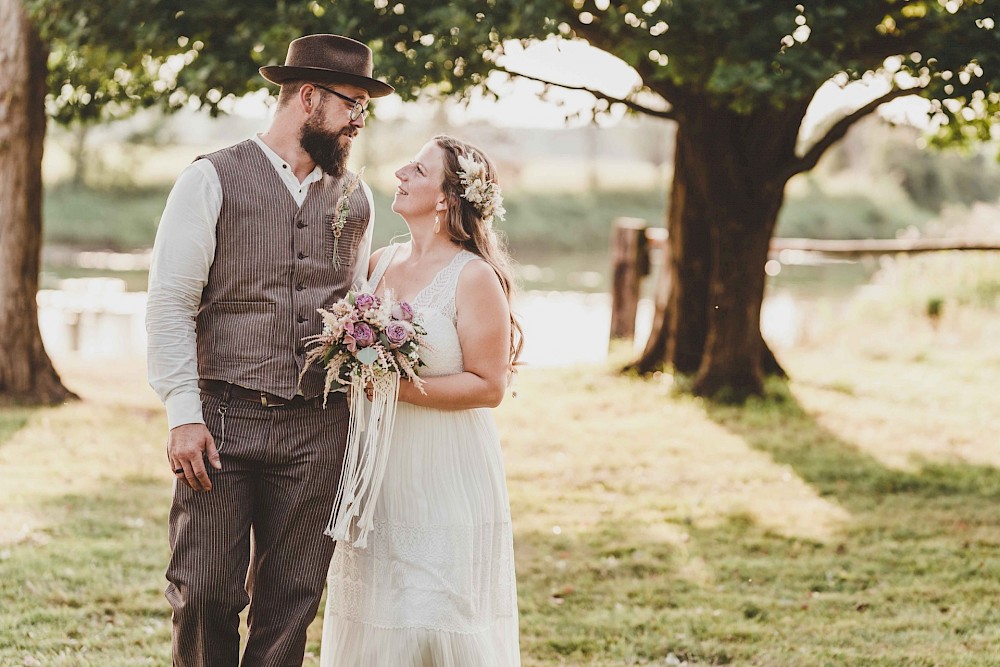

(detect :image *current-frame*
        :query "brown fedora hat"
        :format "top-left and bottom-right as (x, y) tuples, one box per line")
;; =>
(260, 34), (394, 98)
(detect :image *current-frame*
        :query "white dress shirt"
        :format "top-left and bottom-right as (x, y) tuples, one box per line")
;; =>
(146, 134), (374, 429)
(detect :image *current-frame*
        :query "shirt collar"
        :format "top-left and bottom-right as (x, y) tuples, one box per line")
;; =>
(252, 134), (324, 186)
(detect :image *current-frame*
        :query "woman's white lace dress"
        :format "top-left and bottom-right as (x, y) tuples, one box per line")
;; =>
(320, 245), (520, 666)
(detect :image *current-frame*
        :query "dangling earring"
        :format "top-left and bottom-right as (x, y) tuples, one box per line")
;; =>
(433, 213), (441, 234)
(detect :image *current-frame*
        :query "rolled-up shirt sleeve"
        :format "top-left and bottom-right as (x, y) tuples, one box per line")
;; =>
(146, 160), (220, 429)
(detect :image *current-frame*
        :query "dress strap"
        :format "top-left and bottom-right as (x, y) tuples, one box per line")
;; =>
(417, 250), (481, 321)
(364, 243), (400, 293)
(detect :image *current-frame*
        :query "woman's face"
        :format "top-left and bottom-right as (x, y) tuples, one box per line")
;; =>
(391, 141), (447, 222)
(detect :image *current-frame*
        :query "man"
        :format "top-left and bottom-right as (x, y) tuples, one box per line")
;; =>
(146, 34), (393, 666)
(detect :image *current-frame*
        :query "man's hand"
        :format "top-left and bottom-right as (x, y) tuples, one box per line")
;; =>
(167, 423), (221, 492)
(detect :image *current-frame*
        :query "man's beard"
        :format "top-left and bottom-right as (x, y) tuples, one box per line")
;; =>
(299, 115), (354, 178)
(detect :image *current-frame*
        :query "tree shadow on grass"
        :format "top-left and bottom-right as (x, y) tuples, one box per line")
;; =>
(0, 474), (172, 664)
(516, 509), (1000, 666)
(0, 407), (37, 451)
(513, 381), (1000, 666)
(665, 380), (1000, 664)
(703, 381), (1000, 509)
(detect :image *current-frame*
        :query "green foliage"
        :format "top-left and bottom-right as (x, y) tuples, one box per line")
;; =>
(872, 252), (1000, 312)
(776, 178), (934, 240)
(25, 0), (999, 144)
(885, 143), (1000, 212)
(43, 183), (169, 250)
(42, 182), (665, 254)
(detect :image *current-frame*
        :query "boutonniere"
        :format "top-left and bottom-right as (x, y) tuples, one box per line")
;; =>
(331, 167), (365, 268)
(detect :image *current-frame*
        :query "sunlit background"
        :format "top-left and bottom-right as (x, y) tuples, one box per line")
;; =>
(38, 40), (998, 368)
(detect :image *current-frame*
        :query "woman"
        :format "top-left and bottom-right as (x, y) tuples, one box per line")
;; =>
(320, 135), (522, 666)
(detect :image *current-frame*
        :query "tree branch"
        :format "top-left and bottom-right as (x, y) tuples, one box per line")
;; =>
(782, 86), (924, 180)
(496, 66), (678, 120)
(564, 8), (692, 108)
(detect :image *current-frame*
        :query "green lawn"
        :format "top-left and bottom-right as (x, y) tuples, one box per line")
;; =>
(3, 315), (1000, 665)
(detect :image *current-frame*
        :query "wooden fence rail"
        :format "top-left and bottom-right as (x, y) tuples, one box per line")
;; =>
(610, 218), (1000, 342)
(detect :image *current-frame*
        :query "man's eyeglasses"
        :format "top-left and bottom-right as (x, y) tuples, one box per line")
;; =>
(312, 83), (369, 122)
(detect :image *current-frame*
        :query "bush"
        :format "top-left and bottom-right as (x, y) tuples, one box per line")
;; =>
(871, 252), (1000, 313)
(776, 178), (933, 240)
(44, 183), (171, 251)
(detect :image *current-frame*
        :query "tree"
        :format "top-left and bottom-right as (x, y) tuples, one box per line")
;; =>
(3, 0), (545, 403)
(0, 0), (73, 403)
(352, 0), (998, 397)
(358, 0), (997, 399)
(5, 0), (997, 403)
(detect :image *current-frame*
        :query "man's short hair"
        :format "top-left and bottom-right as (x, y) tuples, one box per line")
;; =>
(276, 81), (309, 108)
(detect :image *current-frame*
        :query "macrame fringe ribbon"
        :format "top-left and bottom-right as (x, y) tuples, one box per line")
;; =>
(325, 371), (400, 549)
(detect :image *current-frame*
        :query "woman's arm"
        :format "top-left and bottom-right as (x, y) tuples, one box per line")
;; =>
(398, 259), (511, 410)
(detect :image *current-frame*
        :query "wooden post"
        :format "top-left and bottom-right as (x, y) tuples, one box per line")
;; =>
(610, 218), (650, 341)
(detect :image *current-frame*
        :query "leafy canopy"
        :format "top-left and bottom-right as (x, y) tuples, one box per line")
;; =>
(28, 0), (998, 143)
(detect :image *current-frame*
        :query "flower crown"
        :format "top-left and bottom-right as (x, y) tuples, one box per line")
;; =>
(456, 154), (506, 224)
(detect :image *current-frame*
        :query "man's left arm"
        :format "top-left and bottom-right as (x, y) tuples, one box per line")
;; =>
(350, 180), (375, 290)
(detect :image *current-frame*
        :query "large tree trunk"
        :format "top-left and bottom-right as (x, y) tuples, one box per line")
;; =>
(633, 100), (803, 397)
(634, 124), (711, 375)
(0, 0), (77, 405)
(692, 189), (781, 397)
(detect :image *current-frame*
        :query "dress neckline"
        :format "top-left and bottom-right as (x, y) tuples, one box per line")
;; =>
(368, 243), (471, 307)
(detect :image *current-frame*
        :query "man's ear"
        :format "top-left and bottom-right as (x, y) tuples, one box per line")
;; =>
(299, 84), (319, 114)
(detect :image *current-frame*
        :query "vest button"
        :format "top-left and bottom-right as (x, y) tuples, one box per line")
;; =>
(295, 347), (305, 356)
(296, 221), (306, 229)
(297, 252), (307, 260)
(297, 315), (307, 324)
(295, 283), (305, 291)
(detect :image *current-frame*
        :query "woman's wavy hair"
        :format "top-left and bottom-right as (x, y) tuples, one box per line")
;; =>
(434, 135), (523, 367)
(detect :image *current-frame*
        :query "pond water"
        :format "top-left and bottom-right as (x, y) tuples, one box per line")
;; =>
(38, 250), (878, 365)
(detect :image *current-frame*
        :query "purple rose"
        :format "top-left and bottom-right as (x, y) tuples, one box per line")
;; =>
(391, 301), (415, 322)
(348, 321), (376, 348)
(385, 321), (411, 348)
(354, 292), (376, 312)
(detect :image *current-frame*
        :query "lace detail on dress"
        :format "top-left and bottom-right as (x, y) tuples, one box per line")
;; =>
(367, 245), (479, 324)
(412, 250), (479, 322)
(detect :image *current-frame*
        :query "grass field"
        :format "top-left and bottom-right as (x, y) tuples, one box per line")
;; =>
(3, 299), (999, 665)
(41, 180), (936, 254)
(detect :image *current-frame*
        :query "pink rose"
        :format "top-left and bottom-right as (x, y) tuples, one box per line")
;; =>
(347, 321), (375, 348)
(385, 321), (410, 348)
(391, 301), (415, 322)
(354, 292), (376, 312)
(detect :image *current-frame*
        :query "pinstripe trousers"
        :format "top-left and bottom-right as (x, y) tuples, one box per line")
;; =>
(166, 391), (349, 667)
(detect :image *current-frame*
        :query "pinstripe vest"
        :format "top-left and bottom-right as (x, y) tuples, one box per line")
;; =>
(195, 139), (370, 399)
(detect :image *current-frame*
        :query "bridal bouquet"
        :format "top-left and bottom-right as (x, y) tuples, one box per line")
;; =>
(300, 291), (427, 547)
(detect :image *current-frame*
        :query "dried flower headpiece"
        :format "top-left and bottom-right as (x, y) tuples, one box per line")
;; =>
(456, 154), (505, 224)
